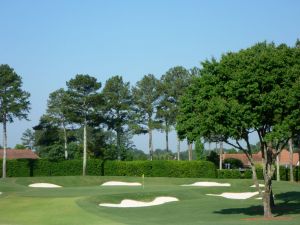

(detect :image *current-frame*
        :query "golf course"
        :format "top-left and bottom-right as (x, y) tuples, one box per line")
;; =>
(0, 176), (299, 225)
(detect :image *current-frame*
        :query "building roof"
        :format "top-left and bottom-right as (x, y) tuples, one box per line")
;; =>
(278, 149), (300, 166)
(0, 149), (39, 159)
(223, 153), (252, 166)
(223, 149), (300, 167)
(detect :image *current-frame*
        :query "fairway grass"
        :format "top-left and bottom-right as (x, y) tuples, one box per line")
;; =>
(0, 176), (300, 225)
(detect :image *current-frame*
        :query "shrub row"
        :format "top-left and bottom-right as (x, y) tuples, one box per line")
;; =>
(2, 159), (298, 181)
(0, 159), (216, 178)
(217, 166), (300, 181)
(217, 169), (263, 179)
(104, 160), (216, 178)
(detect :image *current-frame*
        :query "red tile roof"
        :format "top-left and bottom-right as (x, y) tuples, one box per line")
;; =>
(278, 149), (299, 166)
(0, 149), (39, 159)
(223, 153), (252, 166)
(223, 149), (300, 167)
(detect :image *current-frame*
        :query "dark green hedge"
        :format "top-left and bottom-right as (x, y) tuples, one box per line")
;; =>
(0, 159), (216, 178)
(0, 159), (31, 177)
(217, 167), (300, 181)
(104, 160), (216, 178)
(217, 169), (259, 179)
(279, 166), (300, 181)
(32, 160), (83, 176)
(104, 161), (152, 176)
(2, 159), (299, 181)
(217, 169), (264, 179)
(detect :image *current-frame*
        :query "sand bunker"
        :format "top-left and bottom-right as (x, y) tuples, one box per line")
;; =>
(250, 184), (265, 188)
(101, 181), (142, 186)
(206, 192), (259, 199)
(28, 183), (62, 188)
(99, 197), (179, 208)
(182, 182), (231, 187)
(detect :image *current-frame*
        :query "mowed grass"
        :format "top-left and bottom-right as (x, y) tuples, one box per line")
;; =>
(0, 176), (300, 225)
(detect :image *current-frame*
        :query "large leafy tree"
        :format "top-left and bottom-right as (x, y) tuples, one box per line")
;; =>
(33, 115), (63, 158)
(132, 74), (161, 160)
(21, 128), (35, 150)
(177, 42), (300, 217)
(66, 74), (102, 175)
(158, 66), (191, 159)
(0, 64), (30, 178)
(102, 76), (132, 160)
(45, 88), (71, 159)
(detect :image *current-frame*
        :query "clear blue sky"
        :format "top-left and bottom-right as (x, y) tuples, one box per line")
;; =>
(0, 0), (300, 151)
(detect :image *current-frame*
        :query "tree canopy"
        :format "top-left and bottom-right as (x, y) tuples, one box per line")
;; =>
(66, 74), (102, 175)
(177, 41), (300, 217)
(132, 74), (161, 160)
(0, 64), (30, 178)
(102, 75), (132, 159)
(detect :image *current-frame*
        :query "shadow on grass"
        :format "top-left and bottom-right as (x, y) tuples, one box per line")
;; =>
(213, 192), (300, 217)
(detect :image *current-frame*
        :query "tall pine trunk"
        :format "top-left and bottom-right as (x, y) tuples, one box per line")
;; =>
(219, 142), (223, 170)
(289, 138), (294, 182)
(165, 122), (169, 152)
(83, 119), (87, 176)
(276, 154), (280, 181)
(117, 130), (121, 161)
(177, 135), (180, 161)
(188, 141), (192, 161)
(2, 117), (7, 178)
(63, 124), (68, 160)
(149, 128), (153, 160)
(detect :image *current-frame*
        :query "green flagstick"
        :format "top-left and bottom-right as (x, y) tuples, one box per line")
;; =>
(142, 174), (145, 189)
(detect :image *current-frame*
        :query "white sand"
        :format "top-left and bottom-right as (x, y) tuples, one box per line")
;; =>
(182, 182), (231, 187)
(206, 192), (259, 199)
(101, 181), (142, 186)
(28, 183), (62, 188)
(250, 184), (265, 187)
(256, 197), (262, 200)
(99, 197), (179, 208)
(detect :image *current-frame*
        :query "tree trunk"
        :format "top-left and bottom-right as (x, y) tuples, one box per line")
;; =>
(261, 144), (275, 218)
(219, 142), (223, 170)
(177, 135), (180, 161)
(63, 125), (68, 160)
(2, 118), (7, 178)
(149, 128), (153, 161)
(276, 154), (280, 181)
(263, 180), (273, 218)
(83, 119), (87, 176)
(188, 142), (192, 161)
(289, 138), (294, 182)
(250, 164), (263, 196)
(165, 123), (169, 152)
(117, 130), (121, 161)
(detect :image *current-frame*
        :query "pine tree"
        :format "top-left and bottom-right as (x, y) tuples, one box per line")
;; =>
(0, 64), (30, 178)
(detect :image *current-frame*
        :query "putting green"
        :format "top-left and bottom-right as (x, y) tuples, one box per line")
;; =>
(0, 176), (300, 225)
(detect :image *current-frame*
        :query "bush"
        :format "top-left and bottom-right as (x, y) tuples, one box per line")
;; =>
(223, 158), (243, 169)
(0, 159), (31, 177)
(103, 160), (216, 178)
(217, 168), (264, 179)
(206, 151), (219, 167)
(104, 161), (152, 176)
(217, 169), (241, 179)
(149, 160), (217, 178)
(32, 159), (83, 176)
(1, 159), (217, 178)
(278, 166), (300, 181)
